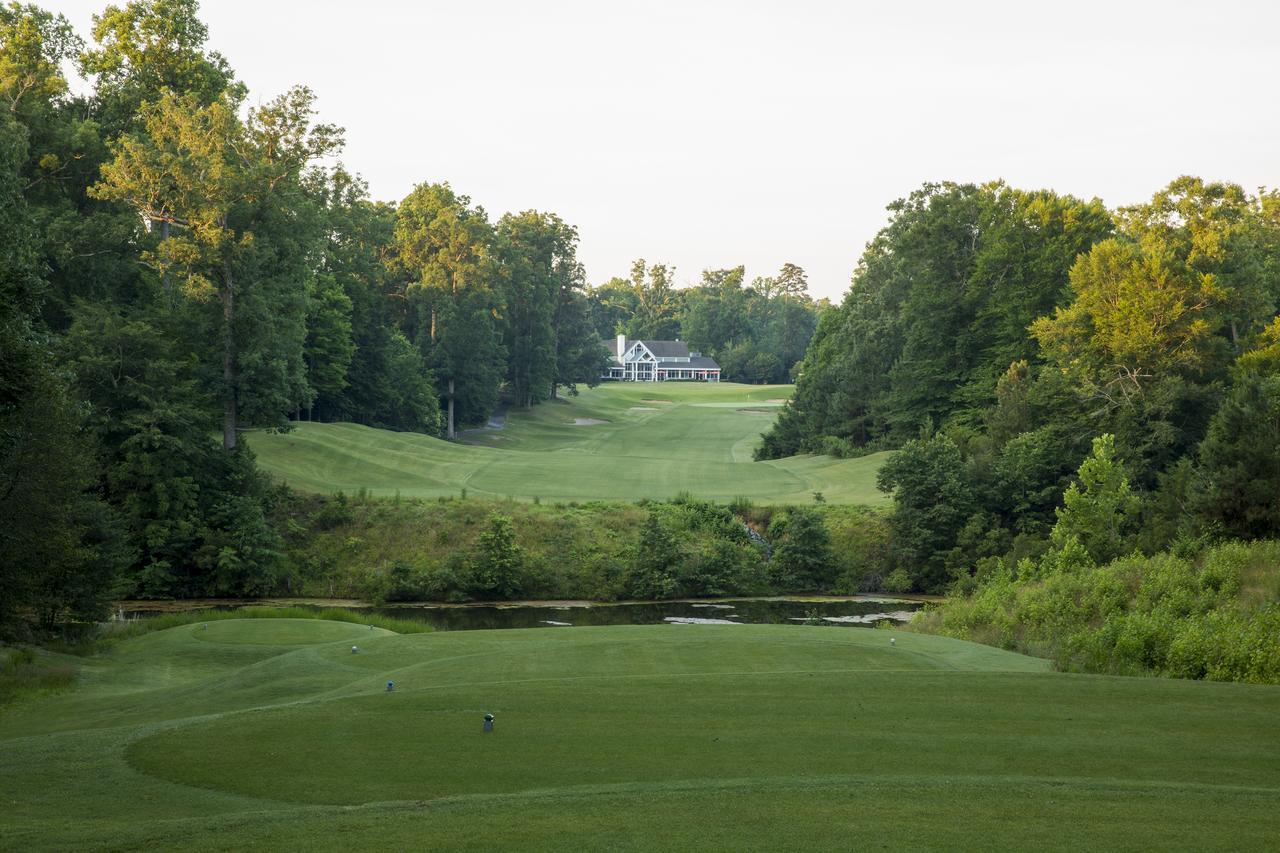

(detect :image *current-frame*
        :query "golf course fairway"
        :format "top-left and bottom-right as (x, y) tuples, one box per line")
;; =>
(4, 618), (1279, 850)
(248, 383), (892, 504)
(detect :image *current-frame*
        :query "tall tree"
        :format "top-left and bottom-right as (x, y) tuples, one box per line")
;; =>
(497, 211), (567, 408)
(92, 86), (343, 451)
(395, 182), (504, 438)
(81, 0), (238, 136)
(1191, 319), (1280, 539)
(0, 103), (120, 633)
(760, 182), (1112, 456)
(680, 266), (750, 356)
(587, 275), (638, 338)
(626, 259), (681, 339)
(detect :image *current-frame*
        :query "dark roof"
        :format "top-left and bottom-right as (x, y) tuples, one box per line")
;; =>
(640, 340), (690, 358)
(600, 338), (695, 358)
(658, 356), (720, 370)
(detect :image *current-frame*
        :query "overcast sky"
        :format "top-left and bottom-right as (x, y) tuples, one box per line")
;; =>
(50, 0), (1280, 299)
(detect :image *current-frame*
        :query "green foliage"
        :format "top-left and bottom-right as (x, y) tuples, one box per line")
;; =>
(625, 513), (679, 599)
(81, 0), (238, 134)
(471, 513), (523, 599)
(496, 211), (578, 407)
(91, 85), (343, 449)
(0, 645), (74, 706)
(1191, 326), (1280, 538)
(767, 506), (832, 590)
(761, 182), (1113, 455)
(587, 261), (823, 386)
(875, 433), (976, 592)
(1049, 434), (1140, 564)
(0, 94), (122, 638)
(912, 539), (1280, 684)
(622, 259), (680, 340)
(823, 506), (893, 593)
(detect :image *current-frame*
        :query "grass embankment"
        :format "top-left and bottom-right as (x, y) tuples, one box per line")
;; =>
(910, 540), (1280, 683)
(1, 608), (429, 706)
(3, 619), (1278, 850)
(105, 605), (435, 639)
(277, 493), (892, 601)
(250, 383), (891, 505)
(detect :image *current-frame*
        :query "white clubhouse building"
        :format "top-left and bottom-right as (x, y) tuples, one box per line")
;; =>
(602, 335), (722, 382)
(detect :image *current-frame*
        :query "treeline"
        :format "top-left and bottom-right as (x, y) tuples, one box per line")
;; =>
(0, 0), (826, 635)
(0, 0), (606, 628)
(589, 260), (825, 384)
(1, 0), (764, 634)
(760, 178), (1280, 621)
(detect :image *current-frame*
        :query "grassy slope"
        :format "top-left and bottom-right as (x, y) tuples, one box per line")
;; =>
(250, 383), (890, 505)
(4, 620), (1279, 850)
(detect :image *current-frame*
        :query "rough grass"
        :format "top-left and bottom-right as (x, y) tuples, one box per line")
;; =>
(0, 647), (75, 706)
(250, 383), (892, 505)
(909, 540), (1280, 683)
(276, 496), (895, 601)
(3, 619), (1278, 850)
(279, 495), (649, 599)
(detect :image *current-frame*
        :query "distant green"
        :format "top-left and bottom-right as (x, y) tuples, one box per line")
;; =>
(4, 618), (1278, 850)
(250, 382), (891, 505)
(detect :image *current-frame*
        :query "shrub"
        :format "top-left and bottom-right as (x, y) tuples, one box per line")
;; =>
(910, 539), (1280, 684)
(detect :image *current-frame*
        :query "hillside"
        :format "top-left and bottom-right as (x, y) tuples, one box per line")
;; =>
(250, 383), (891, 505)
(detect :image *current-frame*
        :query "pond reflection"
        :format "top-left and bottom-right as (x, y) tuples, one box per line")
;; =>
(373, 596), (923, 631)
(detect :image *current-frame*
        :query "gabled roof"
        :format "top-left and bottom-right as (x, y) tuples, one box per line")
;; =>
(600, 338), (691, 358)
(641, 340), (690, 358)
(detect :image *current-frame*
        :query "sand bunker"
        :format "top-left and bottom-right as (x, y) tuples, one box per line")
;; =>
(568, 418), (609, 425)
(641, 399), (672, 404)
(540, 620), (572, 626)
(630, 406), (659, 411)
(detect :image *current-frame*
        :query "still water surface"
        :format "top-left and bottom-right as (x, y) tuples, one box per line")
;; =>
(377, 597), (923, 631)
(125, 596), (924, 631)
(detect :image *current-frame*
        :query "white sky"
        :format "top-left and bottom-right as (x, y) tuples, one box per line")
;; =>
(49, 0), (1280, 300)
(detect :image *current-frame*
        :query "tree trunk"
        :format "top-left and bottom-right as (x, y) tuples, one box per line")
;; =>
(221, 261), (237, 452)
(447, 377), (455, 440)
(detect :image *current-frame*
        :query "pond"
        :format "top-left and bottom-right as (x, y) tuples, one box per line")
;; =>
(120, 596), (927, 632)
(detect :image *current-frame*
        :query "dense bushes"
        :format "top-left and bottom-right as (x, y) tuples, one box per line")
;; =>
(273, 493), (885, 603)
(910, 540), (1280, 684)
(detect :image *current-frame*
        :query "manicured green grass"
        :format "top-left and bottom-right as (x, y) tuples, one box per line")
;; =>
(3, 619), (1278, 850)
(250, 383), (891, 505)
